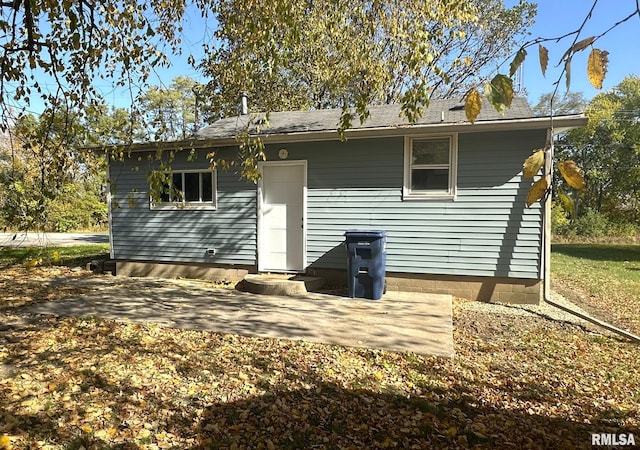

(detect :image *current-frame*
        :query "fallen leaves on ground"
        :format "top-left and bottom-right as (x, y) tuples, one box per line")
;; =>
(0, 266), (89, 311)
(0, 268), (638, 449)
(553, 275), (640, 337)
(551, 249), (640, 336)
(553, 261), (640, 336)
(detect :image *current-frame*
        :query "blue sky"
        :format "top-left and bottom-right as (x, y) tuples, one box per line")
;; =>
(505, 0), (640, 103)
(23, 0), (640, 113)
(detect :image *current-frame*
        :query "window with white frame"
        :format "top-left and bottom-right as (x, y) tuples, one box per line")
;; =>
(151, 170), (217, 209)
(403, 135), (457, 199)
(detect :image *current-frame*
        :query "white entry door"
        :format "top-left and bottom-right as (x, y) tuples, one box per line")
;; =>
(258, 161), (306, 272)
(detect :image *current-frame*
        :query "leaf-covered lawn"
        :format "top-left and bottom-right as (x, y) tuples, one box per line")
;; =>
(551, 244), (640, 335)
(1, 266), (639, 449)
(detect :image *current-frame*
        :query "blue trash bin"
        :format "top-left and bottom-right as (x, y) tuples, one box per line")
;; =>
(344, 230), (387, 300)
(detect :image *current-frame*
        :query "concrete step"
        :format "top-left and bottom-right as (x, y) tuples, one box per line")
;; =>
(243, 274), (325, 296)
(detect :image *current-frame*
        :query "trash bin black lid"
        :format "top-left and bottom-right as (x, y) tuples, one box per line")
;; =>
(344, 229), (387, 238)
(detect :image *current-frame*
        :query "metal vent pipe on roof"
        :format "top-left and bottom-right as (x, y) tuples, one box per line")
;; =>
(241, 92), (248, 115)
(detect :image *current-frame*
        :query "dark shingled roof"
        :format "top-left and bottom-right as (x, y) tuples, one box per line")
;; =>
(196, 97), (535, 140)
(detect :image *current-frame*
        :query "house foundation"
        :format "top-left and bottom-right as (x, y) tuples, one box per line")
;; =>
(115, 261), (542, 304)
(115, 260), (254, 283)
(306, 268), (542, 304)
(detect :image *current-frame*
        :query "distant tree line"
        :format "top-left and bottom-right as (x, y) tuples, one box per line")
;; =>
(0, 77), (203, 232)
(535, 76), (640, 240)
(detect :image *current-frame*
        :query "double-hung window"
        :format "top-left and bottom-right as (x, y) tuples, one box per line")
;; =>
(152, 170), (217, 209)
(403, 135), (457, 200)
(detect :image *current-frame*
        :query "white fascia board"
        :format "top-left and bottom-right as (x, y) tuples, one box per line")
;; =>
(120, 115), (588, 152)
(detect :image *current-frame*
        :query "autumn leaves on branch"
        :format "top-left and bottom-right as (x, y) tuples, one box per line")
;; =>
(462, 33), (610, 208)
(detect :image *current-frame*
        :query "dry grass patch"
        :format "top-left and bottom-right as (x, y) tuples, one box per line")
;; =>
(551, 243), (640, 335)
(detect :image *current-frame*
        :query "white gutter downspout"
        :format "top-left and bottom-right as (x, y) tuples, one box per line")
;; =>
(543, 127), (553, 301)
(542, 123), (640, 343)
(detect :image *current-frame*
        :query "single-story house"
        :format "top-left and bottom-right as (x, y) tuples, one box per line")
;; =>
(107, 97), (587, 304)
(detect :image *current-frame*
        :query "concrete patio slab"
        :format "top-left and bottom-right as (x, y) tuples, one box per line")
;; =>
(22, 275), (453, 357)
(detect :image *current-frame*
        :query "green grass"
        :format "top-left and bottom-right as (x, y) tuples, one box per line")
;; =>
(551, 244), (640, 288)
(551, 244), (640, 296)
(552, 243), (640, 263)
(551, 243), (640, 333)
(0, 243), (110, 268)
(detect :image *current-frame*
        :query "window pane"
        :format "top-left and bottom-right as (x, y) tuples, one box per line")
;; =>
(172, 173), (183, 201)
(411, 168), (449, 191)
(412, 139), (450, 165)
(184, 172), (200, 202)
(201, 172), (213, 202)
(172, 173), (183, 190)
(160, 181), (170, 202)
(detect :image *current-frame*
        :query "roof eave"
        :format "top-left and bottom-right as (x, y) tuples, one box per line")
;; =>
(218, 114), (587, 144)
(119, 114), (588, 151)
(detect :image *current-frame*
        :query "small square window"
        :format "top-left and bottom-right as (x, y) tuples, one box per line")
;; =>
(151, 170), (217, 210)
(404, 135), (457, 200)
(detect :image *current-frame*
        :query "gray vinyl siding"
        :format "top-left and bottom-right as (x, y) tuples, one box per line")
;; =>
(109, 149), (256, 265)
(292, 131), (544, 279)
(109, 128), (545, 279)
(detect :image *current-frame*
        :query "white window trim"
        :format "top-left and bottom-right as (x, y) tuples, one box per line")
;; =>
(403, 134), (458, 200)
(150, 169), (218, 210)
